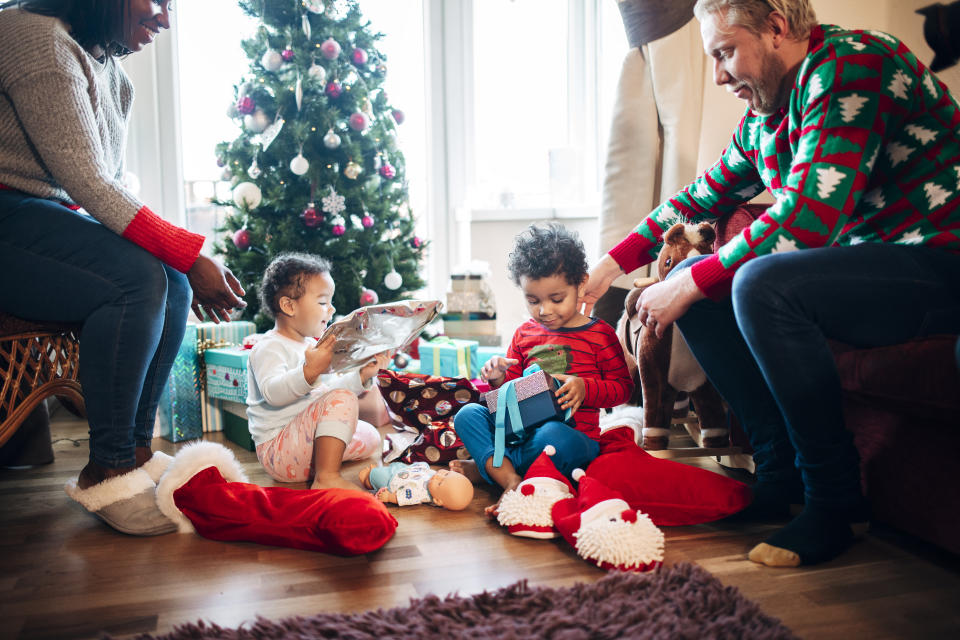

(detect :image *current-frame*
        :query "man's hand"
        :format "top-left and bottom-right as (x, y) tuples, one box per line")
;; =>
(636, 268), (705, 338)
(581, 254), (625, 316)
(303, 334), (336, 384)
(360, 351), (391, 383)
(552, 374), (585, 414)
(187, 255), (246, 323)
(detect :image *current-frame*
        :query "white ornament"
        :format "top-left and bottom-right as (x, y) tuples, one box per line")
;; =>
(261, 49), (283, 72)
(384, 270), (403, 290)
(308, 63), (327, 84)
(323, 128), (341, 149)
(247, 158), (261, 179)
(226, 102), (240, 119)
(295, 74), (303, 111)
(321, 188), (346, 216)
(289, 154), (310, 175)
(232, 182), (262, 209)
(244, 110), (270, 133)
(301, 14), (312, 39)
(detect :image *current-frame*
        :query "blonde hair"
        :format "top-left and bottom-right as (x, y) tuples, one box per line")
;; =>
(694, 0), (818, 40)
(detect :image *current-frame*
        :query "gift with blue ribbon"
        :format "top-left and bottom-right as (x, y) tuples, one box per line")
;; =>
(484, 364), (572, 467)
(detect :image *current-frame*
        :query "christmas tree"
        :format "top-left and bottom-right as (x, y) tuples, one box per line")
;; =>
(214, 0), (425, 330)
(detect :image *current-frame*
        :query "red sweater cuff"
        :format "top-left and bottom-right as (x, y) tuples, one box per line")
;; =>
(690, 254), (734, 300)
(607, 232), (650, 274)
(121, 206), (205, 273)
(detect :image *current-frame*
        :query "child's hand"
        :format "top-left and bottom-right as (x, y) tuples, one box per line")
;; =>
(481, 357), (519, 383)
(553, 374), (585, 414)
(360, 351), (391, 383)
(303, 334), (336, 384)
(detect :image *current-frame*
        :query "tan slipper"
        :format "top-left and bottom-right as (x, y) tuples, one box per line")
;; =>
(64, 468), (176, 536)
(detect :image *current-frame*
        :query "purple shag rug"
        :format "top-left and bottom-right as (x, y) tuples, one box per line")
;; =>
(114, 563), (796, 639)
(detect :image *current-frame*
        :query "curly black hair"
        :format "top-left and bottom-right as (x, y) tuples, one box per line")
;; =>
(260, 252), (332, 318)
(507, 222), (589, 286)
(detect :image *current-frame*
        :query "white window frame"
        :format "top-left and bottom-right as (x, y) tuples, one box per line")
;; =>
(125, 0), (608, 299)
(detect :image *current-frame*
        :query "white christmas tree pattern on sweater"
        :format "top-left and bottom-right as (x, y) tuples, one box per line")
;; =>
(816, 166), (846, 199)
(887, 69), (913, 100)
(838, 94), (868, 123)
(924, 182), (952, 210)
(886, 142), (914, 167)
(896, 229), (924, 245)
(906, 124), (937, 146)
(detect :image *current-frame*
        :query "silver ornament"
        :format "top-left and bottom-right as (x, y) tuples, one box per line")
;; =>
(289, 154), (310, 176)
(261, 49), (283, 72)
(295, 74), (303, 111)
(323, 128), (341, 149)
(303, 0), (324, 14)
(247, 158), (262, 179)
(301, 14), (312, 39)
(308, 63), (327, 84)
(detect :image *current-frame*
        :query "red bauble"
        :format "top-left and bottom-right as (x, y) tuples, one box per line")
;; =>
(281, 48), (295, 62)
(410, 236), (422, 249)
(351, 48), (368, 65)
(325, 81), (343, 99)
(348, 112), (368, 132)
(236, 96), (255, 115)
(392, 109), (405, 125)
(379, 163), (396, 179)
(301, 206), (322, 228)
(359, 288), (379, 306)
(331, 224), (346, 236)
(361, 214), (374, 228)
(232, 228), (251, 250)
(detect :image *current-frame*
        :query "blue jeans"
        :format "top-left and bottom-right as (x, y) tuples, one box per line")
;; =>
(452, 403), (599, 484)
(670, 244), (960, 509)
(0, 190), (191, 469)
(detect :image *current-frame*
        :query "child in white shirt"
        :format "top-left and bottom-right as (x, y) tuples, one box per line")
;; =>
(247, 253), (388, 490)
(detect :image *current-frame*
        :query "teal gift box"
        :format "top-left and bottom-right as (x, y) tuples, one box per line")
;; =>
(419, 338), (479, 379)
(205, 346), (250, 403)
(157, 324), (202, 442)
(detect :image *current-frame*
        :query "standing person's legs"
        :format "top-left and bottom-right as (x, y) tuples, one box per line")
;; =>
(730, 245), (960, 566)
(0, 193), (182, 480)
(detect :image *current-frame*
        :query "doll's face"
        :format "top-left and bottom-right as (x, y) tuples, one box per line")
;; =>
(428, 470), (474, 511)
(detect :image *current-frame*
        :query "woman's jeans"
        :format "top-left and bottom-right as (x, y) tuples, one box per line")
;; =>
(0, 190), (191, 469)
(670, 244), (960, 509)
(453, 403), (599, 484)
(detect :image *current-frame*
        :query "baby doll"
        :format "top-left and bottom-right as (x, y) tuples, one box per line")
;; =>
(359, 462), (474, 511)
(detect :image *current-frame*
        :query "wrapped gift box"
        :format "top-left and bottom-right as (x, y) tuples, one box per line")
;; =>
(221, 399), (255, 451)
(205, 346), (250, 403)
(418, 338), (479, 379)
(157, 324), (202, 442)
(482, 370), (566, 436)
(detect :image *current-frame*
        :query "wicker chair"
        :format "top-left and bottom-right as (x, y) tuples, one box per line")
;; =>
(0, 312), (85, 449)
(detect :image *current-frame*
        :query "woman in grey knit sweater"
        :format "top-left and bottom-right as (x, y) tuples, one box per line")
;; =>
(0, 0), (246, 535)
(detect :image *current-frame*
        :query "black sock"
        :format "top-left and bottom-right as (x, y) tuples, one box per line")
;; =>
(762, 502), (870, 565)
(723, 478), (804, 523)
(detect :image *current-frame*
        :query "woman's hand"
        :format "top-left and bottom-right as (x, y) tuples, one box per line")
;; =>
(303, 334), (336, 384)
(187, 255), (246, 323)
(360, 351), (391, 383)
(636, 268), (705, 338)
(580, 254), (624, 316)
(552, 374), (585, 414)
(481, 356), (519, 384)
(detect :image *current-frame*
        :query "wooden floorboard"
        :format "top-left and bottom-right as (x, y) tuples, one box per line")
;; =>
(1, 412), (959, 639)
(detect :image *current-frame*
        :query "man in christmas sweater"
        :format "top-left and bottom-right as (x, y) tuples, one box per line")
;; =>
(584, 0), (960, 568)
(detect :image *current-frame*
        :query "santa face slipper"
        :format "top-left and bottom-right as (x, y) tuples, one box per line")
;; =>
(64, 468), (177, 536)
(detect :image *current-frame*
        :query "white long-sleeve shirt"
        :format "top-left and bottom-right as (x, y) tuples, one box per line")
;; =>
(246, 330), (371, 445)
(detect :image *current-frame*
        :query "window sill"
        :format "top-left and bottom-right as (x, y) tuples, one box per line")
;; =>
(462, 204), (599, 223)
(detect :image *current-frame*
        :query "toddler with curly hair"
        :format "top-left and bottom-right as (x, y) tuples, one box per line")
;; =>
(451, 223), (633, 515)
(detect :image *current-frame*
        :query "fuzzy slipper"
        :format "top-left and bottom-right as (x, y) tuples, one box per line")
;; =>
(64, 468), (177, 536)
(140, 451), (174, 483)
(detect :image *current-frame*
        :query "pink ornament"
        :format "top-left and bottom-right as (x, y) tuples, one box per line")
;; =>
(351, 48), (368, 65)
(281, 48), (295, 62)
(325, 81), (343, 99)
(348, 112), (368, 132)
(332, 224), (346, 236)
(392, 109), (405, 125)
(301, 206), (322, 228)
(379, 163), (396, 179)
(410, 236), (422, 249)
(320, 37), (341, 60)
(236, 96), (255, 115)
(361, 214), (374, 228)
(232, 228), (251, 250)
(359, 288), (379, 306)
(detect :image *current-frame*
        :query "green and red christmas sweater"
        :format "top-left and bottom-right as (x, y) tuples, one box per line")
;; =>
(503, 318), (633, 440)
(609, 24), (960, 299)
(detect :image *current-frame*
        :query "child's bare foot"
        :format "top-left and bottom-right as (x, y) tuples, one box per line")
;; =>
(484, 477), (522, 519)
(310, 473), (363, 491)
(449, 459), (483, 484)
